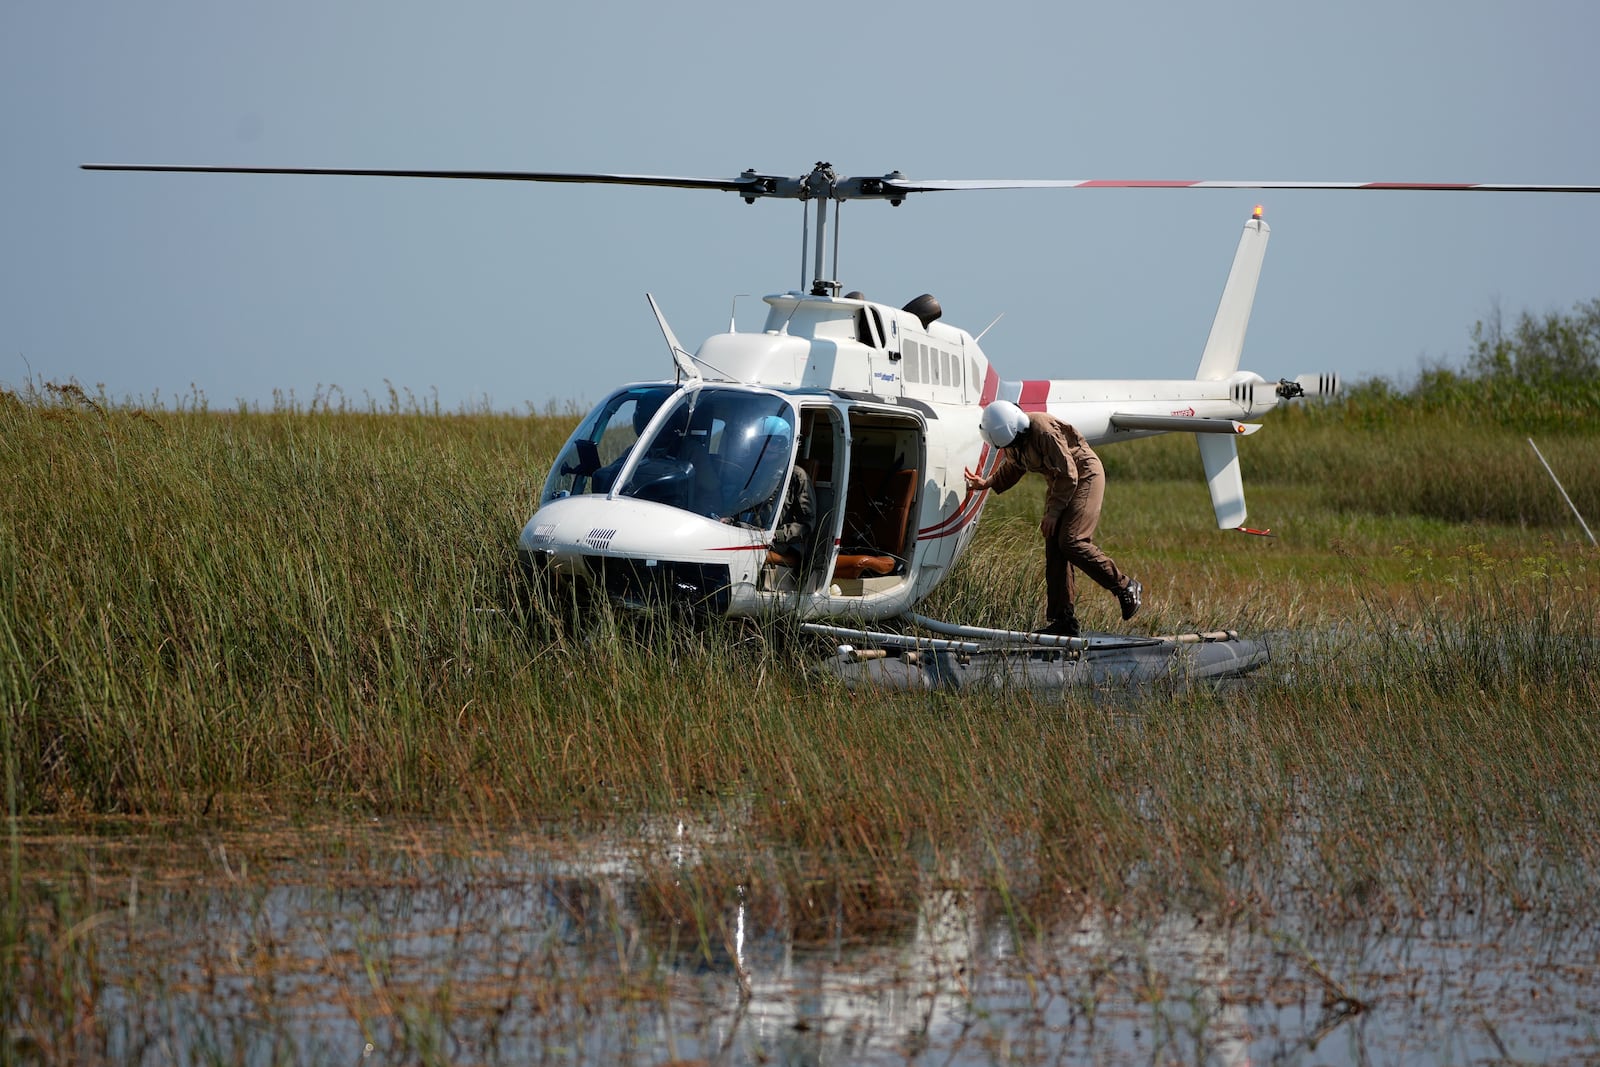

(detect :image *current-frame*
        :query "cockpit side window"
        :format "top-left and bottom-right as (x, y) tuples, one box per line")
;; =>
(540, 385), (677, 504)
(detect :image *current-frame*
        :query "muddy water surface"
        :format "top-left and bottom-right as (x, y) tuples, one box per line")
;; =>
(7, 815), (1597, 1065)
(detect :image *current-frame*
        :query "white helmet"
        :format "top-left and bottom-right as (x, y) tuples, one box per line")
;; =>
(978, 400), (1030, 448)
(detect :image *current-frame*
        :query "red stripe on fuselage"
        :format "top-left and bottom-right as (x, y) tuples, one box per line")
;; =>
(918, 488), (988, 540)
(923, 367), (1005, 542)
(1018, 380), (1050, 411)
(919, 440), (1000, 539)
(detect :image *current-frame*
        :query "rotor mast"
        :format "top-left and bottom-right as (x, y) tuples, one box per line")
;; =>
(762, 161), (916, 297)
(798, 162), (841, 296)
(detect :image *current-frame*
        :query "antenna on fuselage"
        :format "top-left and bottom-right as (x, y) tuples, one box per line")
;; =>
(648, 292), (742, 384)
(646, 293), (700, 383)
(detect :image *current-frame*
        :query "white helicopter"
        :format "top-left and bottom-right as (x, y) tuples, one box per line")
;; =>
(519, 191), (1308, 624)
(82, 162), (1600, 630)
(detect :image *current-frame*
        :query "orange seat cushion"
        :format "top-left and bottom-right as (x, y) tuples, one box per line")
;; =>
(831, 554), (895, 581)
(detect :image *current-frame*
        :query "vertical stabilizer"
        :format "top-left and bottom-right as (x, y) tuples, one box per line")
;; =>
(1197, 435), (1247, 529)
(1195, 212), (1270, 380)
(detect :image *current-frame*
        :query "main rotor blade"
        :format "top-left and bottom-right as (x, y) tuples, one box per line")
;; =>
(80, 163), (782, 196)
(883, 177), (1600, 194)
(82, 164), (1600, 200)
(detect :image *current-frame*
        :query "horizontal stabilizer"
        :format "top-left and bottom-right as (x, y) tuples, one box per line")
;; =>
(1111, 413), (1261, 435)
(1197, 435), (1247, 529)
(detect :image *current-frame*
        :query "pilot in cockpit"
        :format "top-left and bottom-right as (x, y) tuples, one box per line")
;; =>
(722, 416), (815, 565)
(591, 392), (669, 493)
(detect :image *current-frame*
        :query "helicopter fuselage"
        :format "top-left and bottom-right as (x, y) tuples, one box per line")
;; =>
(518, 285), (1289, 622)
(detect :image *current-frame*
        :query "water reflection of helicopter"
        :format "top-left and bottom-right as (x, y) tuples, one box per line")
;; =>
(533, 817), (1257, 1065)
(81, 162), (1596, 625)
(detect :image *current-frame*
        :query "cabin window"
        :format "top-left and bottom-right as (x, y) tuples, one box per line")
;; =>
(855, 306), (883, 348)
(901, 337), (972, 393)
(540, 385), (679, 503)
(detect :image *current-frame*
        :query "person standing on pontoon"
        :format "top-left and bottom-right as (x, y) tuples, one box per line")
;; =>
(963, 400), (1142, 638)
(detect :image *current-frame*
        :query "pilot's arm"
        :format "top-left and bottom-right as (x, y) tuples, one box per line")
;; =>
(772, 466), (816, 547)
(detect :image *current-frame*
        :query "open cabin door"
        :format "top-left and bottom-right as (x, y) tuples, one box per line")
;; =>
(830, 408), (923, 596)
(760, 405), (842, 595)
(760, 402), (923, 598)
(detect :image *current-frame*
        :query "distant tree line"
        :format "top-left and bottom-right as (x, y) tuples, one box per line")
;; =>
(1329, 297), (1600, 433)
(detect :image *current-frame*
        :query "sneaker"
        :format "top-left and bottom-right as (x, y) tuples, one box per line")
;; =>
(1034, 615), (1080, 638)
(1117, 577), (1142, 621)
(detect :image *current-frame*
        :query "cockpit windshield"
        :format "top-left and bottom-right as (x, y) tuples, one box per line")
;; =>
(617, 388), (797, 527)
(541, 385), (678, 504)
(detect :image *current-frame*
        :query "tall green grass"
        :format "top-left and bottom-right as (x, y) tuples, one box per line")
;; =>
(1101, 409), (1598, 528)
(2, 383), (564, 813)
(3, 378), (1596, 921)
(4, 380), (1600, 1064)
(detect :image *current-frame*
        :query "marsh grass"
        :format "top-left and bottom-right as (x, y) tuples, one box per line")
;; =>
(1101, 395), (1599, 528)
(3, 382), (1598, 928)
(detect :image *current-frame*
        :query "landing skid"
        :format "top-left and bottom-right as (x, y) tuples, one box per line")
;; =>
(802, 612), (1270, 691)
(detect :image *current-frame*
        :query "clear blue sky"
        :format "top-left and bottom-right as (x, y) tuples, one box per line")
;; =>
(5, 0), (1598, 411)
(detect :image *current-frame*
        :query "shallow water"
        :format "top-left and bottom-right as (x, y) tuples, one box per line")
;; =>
(6, 815), (1597, 1065)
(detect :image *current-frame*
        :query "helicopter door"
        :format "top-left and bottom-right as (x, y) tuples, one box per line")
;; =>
(760, 405), (842, 595)
(832, 410), (923, 594)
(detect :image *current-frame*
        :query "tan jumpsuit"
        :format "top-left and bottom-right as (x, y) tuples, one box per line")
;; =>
(986, 412), (1129, 623)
